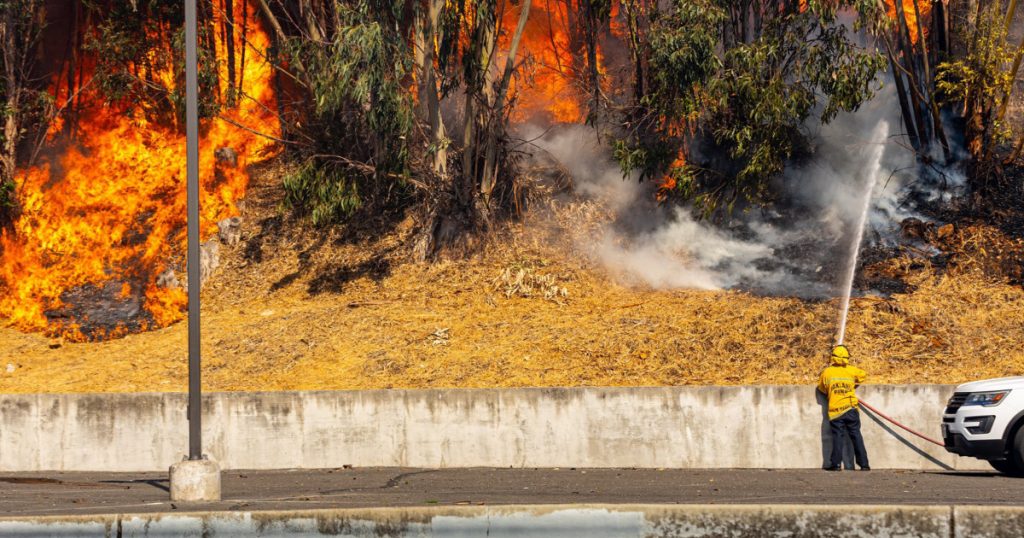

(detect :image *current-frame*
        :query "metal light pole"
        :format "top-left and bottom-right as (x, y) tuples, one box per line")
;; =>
(170, 0), (220, 502)
(184, 0), (202, 462)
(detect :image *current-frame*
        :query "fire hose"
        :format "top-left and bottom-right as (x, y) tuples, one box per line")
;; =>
(859, 399), (944, 447)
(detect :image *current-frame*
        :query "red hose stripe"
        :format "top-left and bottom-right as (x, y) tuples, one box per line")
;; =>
(859, 399), (945, 447)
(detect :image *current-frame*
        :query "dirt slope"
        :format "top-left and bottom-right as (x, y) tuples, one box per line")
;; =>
(1, 164), (1023, 393)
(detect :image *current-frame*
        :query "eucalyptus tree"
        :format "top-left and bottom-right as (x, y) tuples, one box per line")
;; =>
(614, 0), (885, 216)
(262, 0), (533, 257)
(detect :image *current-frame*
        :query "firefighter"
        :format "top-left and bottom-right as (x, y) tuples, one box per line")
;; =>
(818, 344), (870, 471)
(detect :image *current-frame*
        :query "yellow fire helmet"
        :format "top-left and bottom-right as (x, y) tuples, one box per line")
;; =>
(831, 345), (850, 366)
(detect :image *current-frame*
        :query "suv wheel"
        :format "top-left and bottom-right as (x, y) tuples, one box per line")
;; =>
(988, 459), (1023, 476)
(991, 427), (1024, 477)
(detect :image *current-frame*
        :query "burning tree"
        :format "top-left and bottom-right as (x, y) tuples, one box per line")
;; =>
(865, 0), (953, 164)
(614, 0), (885, 216)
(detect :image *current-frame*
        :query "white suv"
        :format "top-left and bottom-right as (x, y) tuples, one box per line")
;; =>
(943, 377), (1024, 475)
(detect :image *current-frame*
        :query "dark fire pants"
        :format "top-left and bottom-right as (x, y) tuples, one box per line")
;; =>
(829, 408), (869, 469)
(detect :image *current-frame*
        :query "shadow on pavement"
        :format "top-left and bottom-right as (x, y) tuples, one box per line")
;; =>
(929, 471), (1003, 478)
(99, 478), (171, 493)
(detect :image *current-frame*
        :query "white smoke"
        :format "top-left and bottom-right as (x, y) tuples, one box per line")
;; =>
(595, 210), (774, 290)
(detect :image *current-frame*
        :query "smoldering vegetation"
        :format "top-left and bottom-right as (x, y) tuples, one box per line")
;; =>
(520, 84), (966, 299)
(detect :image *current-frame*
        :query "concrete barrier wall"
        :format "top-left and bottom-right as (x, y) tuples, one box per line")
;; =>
(0, 386), (988, 472)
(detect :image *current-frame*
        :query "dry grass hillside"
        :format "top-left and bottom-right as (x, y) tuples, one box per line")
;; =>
(1, 163), (1023, 393)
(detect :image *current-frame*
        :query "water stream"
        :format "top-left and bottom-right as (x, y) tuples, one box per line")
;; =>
(835, 121), (888, 345)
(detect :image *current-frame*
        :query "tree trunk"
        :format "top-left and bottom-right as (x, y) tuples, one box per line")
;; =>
(583, 2), (601, 122)
(224, 0), (236, 105)
(1, 8), (20, 191)
(932, 0), (949, 55)
(460, 96), (477, 203)
(893, 0), (932, 146)
(1008, 129), (1024, 162)
(623, 0), (644, 101)
(885, 40), (922, 151)
(256, 0), (310, 84)
(996, 27), (1024, 127)
(415, 0), (448, 176)
(1005, 0), (1019, 31)
(460, 1), (497, 210)
(962, 0), (991, 156)
(299, 0), (323, 42)
(911, 0), (931, 89)
(965, 99), (985, 159)
(480, 0), (532, 204)
(238, 2), (247, 97)
(752, 1), (762, 40)
(909, 0), (951, 161)
(63, 1), (81, 138)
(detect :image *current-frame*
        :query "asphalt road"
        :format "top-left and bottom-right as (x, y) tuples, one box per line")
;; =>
(2, 467), (1023, 517)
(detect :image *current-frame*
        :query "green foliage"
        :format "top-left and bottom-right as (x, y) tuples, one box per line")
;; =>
(618, 0), (884, 215)
(307, 5), (412, 154)
(461, 0), (496, 92)
(709, 21), (882, 186)
(645, 1), (723, 121)
(281, 1), (415, 224)
(282, 161), (362, 226)
(0, 174), (14, 223)
(613, 138), (676, 184)
(615, 0), (723, 183)
(435, 0), (469, 96)
(935, 5), (1015, 145)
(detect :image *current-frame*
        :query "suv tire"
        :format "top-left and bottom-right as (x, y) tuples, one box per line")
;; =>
(988, 459), (1023, 476)
(990, 427), (1024, 477)
(1010, 426), (1024, 476)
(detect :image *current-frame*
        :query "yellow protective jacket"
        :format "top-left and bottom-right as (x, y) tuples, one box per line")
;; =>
(817, 359), (867, 421)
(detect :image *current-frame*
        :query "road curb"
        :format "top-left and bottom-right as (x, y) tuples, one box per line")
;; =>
(2, 503), (1022, 537)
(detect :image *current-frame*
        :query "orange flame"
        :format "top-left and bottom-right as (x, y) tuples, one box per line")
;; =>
(504, 0), (581, 122)
(0, 1), (278, 340)
(656, 152), (685, 202)
(886, 0), (931, 45)
(504, 0), (616, 123)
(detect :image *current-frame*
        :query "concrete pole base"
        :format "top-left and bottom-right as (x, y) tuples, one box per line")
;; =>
(169, 458), (221, 502)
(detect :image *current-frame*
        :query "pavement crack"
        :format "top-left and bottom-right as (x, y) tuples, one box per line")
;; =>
(383, 470), (439, 489)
